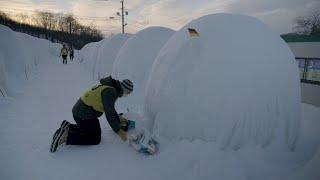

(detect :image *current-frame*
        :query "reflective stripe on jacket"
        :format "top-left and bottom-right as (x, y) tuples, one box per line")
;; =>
(80, 85), (111, 112)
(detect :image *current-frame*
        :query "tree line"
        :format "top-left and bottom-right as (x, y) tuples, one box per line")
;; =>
(0, 11), (103, 49)
(292, 11), (320, 35)
(281, 11), (320, 42)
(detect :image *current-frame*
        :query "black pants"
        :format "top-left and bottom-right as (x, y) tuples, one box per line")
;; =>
(62, 55), (67, 64)
(70, 54), (74, 61)
(66, 115), (101, 145)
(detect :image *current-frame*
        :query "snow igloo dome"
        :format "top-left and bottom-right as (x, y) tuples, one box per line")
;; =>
(144, 13), (301, 150)
(93, 33), (131, 79)
(112, 27), (174, 111)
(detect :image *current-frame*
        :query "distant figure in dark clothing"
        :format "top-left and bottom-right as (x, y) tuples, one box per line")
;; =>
(60, 44), (68, 64)
(69, 46), (74, 61)
(50, 76), (134, 152)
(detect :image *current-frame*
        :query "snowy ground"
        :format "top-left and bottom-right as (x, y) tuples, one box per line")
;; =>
(0, 60), (320, 180)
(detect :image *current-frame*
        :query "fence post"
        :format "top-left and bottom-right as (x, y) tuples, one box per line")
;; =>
(25, 65), (29, 80)
(303, 59), (308, 80)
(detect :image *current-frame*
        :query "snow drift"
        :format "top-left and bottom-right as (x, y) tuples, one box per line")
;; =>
(112, 27), (174, 111)
(0, 25), (30, 80)
(284, 147), (320, 180)
(0, 25), (60, 96)
(80, 41), (101, 76)
(144, 13), (301, 150)
(93, 33), (131, 80)
(80, 34), (131, 80)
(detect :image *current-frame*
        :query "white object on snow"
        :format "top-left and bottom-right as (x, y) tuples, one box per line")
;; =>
(128, 127), (159, 155)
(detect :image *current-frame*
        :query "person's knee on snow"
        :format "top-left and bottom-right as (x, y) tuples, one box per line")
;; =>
(90, 132), (101, 145)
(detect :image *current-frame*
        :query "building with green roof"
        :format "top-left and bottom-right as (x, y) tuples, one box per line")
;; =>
(281, 34), (320, 58)
(282, 34), (320, 106)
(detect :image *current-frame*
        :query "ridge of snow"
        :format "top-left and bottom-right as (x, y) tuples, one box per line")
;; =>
(0, 24), (61, 96)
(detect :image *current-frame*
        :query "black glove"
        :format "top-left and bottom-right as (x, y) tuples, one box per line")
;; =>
(119, 113), (135, 131)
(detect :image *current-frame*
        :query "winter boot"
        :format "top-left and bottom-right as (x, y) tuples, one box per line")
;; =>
(60, 120), (70, 129)
(50, 126), (69, 153)
(52, 120), (70, 141)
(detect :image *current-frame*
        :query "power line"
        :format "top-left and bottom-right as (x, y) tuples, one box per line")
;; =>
(0, 5), (149, 33)
(105, 0), (129, 34)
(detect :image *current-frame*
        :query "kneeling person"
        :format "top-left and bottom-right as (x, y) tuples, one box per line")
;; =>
(50, 76), (133, 152)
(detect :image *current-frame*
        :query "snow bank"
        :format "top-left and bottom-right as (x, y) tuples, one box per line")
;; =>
(80, 34), (131, 80)
(112, 27), (174, 111)
(0, 24), (60, 96)
(80, 41), (101, 75)
(282, 147), (320, 180)
(144, 13), (301, 150)
(0, 25), (28, 80)
(18, 33), (60, 65)
(93, 33), (131, 80)
(15, 31), (61, 79)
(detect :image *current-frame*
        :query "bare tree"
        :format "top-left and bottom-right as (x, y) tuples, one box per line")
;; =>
(0, 10), (103, 49)
(57, 14), (67, 32)
(16, 13), (29, 24)
(0, 10), (9, 24)
(36, 11), (50, 29)
(65, 14), (77, 33)
(72, 21), (82, 34)
(293, 11), (320, 35)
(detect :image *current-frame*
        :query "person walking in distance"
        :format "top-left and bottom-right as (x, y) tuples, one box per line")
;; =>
(69, 45), (74, 61)
(60, 44), (68, 64)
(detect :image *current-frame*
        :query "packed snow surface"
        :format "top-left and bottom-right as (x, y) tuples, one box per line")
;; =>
(1, 14), (319, 180)
(112, 27), (174, 112)
(144, 13), (301, 151)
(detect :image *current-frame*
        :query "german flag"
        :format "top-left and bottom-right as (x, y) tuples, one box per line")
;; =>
(188, 28), (199, 37)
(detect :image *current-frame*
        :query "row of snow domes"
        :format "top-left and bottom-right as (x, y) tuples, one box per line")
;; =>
(80, 13), (301, 150)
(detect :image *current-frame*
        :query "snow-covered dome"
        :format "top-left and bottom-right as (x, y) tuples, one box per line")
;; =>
(112, 27), (175, 111)
(80, 41), (101, 75)
(144, 13), (301, 150)
(93, 33), (131, 79)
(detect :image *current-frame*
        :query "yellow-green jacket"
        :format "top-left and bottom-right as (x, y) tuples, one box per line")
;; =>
(60, 47), (68, 56)
(72, 76), (123, 133)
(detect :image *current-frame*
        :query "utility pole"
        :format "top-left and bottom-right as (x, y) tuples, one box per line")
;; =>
(121, 0), (124, 34)
(116, 0), (128, 34)
(69, 21), (72, 34)
(105, 0), (128, 34)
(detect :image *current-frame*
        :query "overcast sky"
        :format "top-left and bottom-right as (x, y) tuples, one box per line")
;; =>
(0, 0), (319, 36)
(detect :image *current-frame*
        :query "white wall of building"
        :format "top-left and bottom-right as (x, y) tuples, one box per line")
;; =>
(288, 42), (320, 58)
